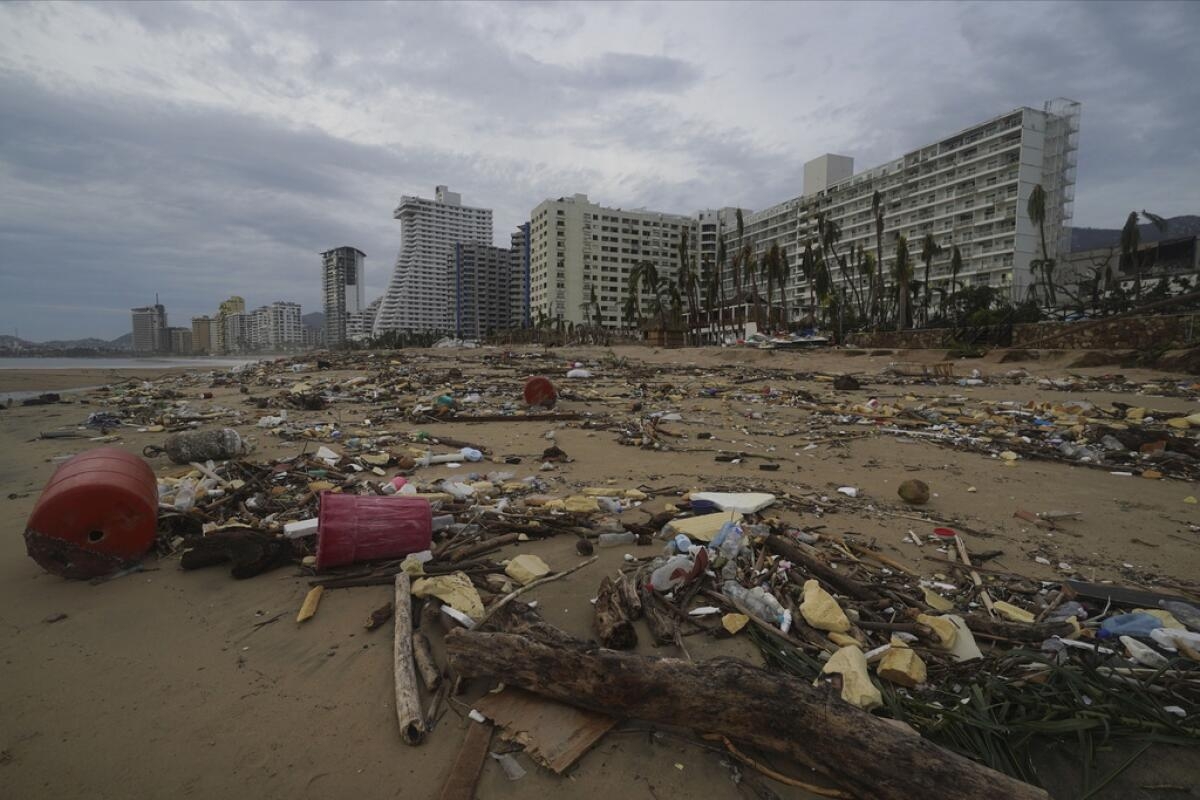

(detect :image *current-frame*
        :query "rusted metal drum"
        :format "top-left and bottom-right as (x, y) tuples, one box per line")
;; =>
(523, 375), (557, 409)
(24, 447), (159, 579)
(316, 494), (432, 570)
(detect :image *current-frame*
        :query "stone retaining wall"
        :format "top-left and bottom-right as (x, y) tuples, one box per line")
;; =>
(847, 313), (1200, 350)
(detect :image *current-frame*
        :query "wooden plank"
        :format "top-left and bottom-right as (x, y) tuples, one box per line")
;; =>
(474, 687), (616, 774)
(436, 722), (493, 800)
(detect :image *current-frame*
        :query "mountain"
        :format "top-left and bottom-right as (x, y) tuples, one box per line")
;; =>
(1070, 215), (1200, 252)
(0, 332), (132, 353)
(303, 311), (325, 330)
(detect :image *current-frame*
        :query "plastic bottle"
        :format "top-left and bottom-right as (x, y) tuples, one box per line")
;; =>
(670, 533), (693, 555)
(724, 580), (787, 629)
(1150, 627), (1200, 653)
(598, 531), (637, 548)
(1045, 601), (1088, 623)
(597, 497), (624, 514)
(650, 555), (694, 591)
(173, 479), (196, 512)
(431, 514), (455, 532)
(1119, 636), (1169, 668)
(1097, 612), (1163, 639)
(1159, 600), (1200, 633)
(163, 428), (245, 464)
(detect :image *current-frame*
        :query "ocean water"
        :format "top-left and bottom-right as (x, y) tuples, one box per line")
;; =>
(0, 356), (262, 402)
(0, 356), (260, 371)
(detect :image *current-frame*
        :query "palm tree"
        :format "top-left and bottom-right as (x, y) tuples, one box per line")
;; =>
(919, 233), (942, 326)
(676, 228), (701, 345)
(760, 244), (781, 331)
(716, 234), (729, 339)
(735, 208), (759, 327)
(871, 190), (885, 327)
(729, 235), (742, 331)
(946, 245), (964, 320)
(777, 247), (791, 330)
(1027, 184), (1052, 306)
(625, 262), (648, 329)
(1122, 210), (1168, 303)
(816, 212), (846, 339)
(703, 271), (719, 343)
(800, 240), (817, 326)
(893, 234), (912, 331)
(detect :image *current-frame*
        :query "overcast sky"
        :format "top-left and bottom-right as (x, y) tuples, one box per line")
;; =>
(2, 0), (1197, 341)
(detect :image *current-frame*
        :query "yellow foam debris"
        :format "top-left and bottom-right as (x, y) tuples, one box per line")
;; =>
(800, 580), (851, 633)
(819, 646), (882, 710)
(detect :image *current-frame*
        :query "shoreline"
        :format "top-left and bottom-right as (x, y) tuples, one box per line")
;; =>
(0, 367), (208, 397)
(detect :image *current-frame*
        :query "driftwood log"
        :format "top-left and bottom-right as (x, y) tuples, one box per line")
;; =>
(616, 573), (643, 619)
(637, 582), (679, 645)
(393, 574), (426, 745)
(445, 630), (1048, 800)
(412, 632), (442, 691)
(593, 576), (637, 649)
(766, 534), (881, 600)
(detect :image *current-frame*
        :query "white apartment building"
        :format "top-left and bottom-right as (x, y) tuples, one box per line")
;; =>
(248, 301), (303, 350)
(510, 223), (531, 329)
(347, 297), (381, 343)
(733, 99), (1080, 318)
(321, 247), (365, 347)
(215, 296), (245, 355)
(222, 311), (252, 354)
(373, 186), (493, 335)
(528, 194), (697, 329)
(695, 208), (739, 289)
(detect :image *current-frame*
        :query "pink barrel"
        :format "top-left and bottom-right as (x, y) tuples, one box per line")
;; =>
(316, 494), (432, 570)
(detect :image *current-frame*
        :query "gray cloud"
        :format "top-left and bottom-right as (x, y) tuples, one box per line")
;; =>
(0, 0), (1197, 340)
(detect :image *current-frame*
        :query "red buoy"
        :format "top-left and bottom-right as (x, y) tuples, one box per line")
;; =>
(24, 447), (159, 579)
(316, 494), (432, 570)
(523, 375), (557, 409)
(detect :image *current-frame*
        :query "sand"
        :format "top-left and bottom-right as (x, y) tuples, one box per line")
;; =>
(0, 346), (1197, 800)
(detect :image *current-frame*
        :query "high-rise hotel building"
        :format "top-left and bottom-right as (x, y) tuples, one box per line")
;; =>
(734, 99), (1079, 316)
(321, 246), (365, 347)
(373, 186), (493, 335)
(527, 194), (697, 329)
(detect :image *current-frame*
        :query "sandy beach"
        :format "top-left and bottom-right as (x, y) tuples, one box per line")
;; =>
(1, 345), (1197, 800)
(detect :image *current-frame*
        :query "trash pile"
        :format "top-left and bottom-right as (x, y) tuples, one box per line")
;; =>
(18, 347), (1200, 799)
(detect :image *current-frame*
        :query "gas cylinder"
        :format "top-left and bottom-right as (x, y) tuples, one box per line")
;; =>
(24, 447), (159, 579)
(523, 376), (557, 409)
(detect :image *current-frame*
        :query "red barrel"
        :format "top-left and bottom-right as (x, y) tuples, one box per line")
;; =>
(24, 447), (159, 579)
(316, 494), (432, 570)
(523, 375), (557, 409)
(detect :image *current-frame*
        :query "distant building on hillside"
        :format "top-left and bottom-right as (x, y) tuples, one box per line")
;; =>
(1060, 235), (1200, 299)
(131, 301), (167, 354)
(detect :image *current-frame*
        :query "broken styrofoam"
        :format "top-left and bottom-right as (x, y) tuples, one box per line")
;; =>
(689, 492), (777, 514)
